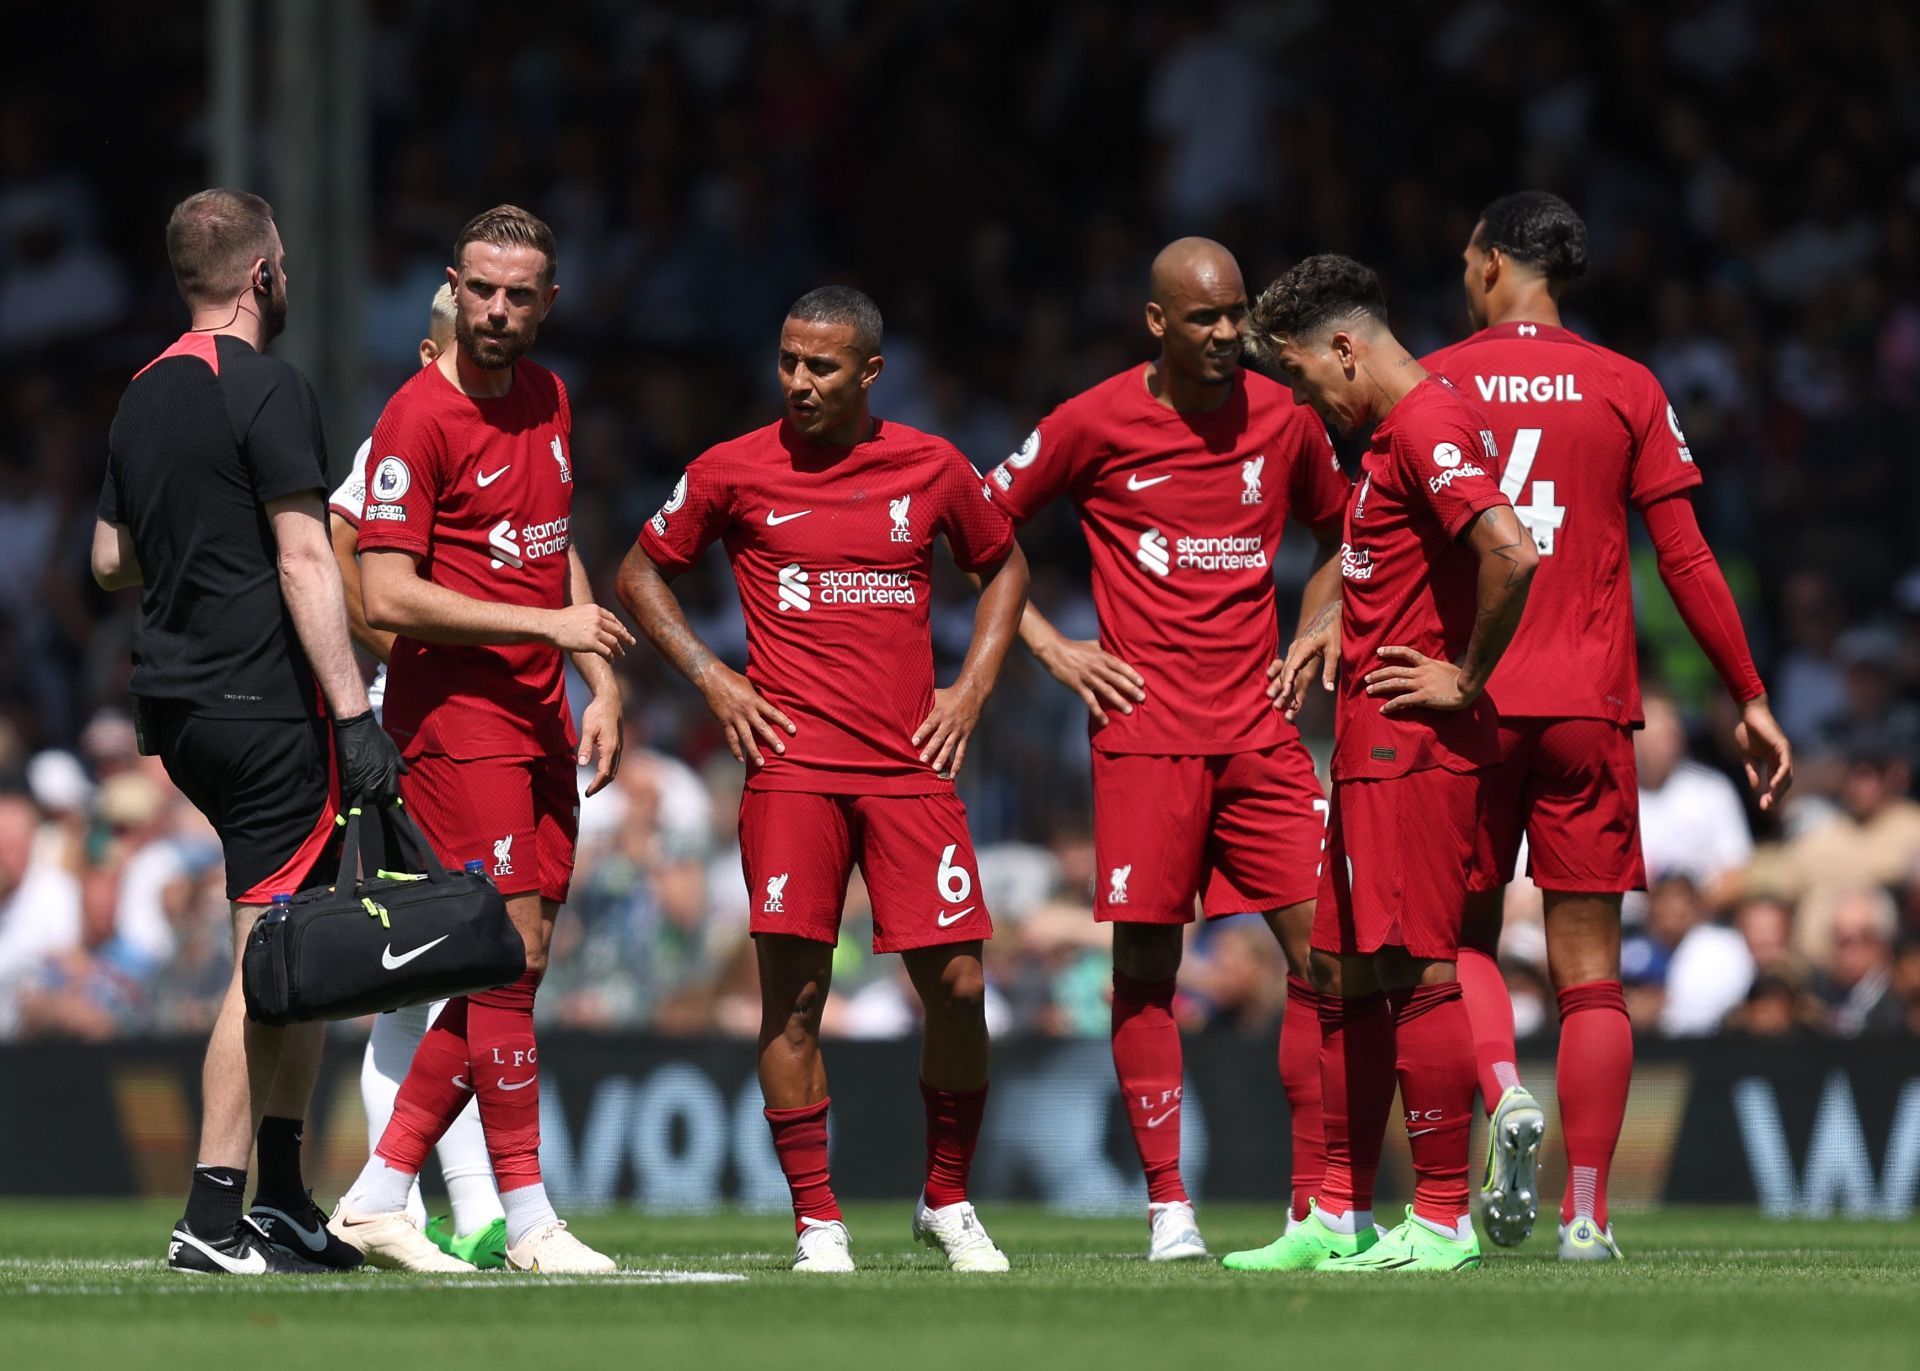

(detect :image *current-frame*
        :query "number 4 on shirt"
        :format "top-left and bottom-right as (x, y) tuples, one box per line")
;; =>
(1499, 427), (1566, 555)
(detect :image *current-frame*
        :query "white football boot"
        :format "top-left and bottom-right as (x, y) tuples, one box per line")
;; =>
(326, 1202), (475, 1273)
(912, 1193), (1010, 1272)
(1147, 1200), (1210, 1262)
(1558, 1215), (1624, 1262)
(1480, 1085), (1546, 1247)
(505, 1220), (616, 1273)
(793, 1216), (856, 1273)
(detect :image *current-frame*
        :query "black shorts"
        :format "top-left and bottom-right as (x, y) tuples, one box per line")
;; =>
(144, 700), (340, 904)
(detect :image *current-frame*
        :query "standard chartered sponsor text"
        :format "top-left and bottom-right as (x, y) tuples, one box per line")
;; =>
(1173, 534), (1266, 572)
(816, 568), (917, 606)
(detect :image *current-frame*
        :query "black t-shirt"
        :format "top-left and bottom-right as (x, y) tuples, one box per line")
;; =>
(100, 333), (329, 718)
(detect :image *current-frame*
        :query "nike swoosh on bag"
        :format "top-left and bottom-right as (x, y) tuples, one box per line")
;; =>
(382, 935), (451, 971)
(175, 1229), (267, 1274)
(936, 906), (975, 927)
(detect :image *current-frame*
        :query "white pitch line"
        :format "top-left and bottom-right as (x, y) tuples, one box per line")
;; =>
(1, 1266), (748, 1293)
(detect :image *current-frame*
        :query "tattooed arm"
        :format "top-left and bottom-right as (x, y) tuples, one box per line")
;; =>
(1364, 504), (1538, 714)
(617, 542), (795, 766)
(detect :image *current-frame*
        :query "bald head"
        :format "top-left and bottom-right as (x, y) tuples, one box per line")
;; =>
(1145, 238), (1248, 395)
(1149, 237), (1243, 308)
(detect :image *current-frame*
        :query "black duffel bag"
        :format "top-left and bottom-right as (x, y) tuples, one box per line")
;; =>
(242, 802), (525, 1026)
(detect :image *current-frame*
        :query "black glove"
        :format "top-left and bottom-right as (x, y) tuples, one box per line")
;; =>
(334, 711), (407, 804)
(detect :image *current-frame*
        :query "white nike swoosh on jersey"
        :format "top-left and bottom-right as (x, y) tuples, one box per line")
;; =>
(766, 509), (813, 525)
(936, 906), (976, 928)
(1145, 1106), (1180, 1128)
(1126, 474), (1172, 490)
(498, 1076), (537, 1091)
(172, 1228), (267, 1274)
(477, 466), (510, 487)
(381, 935), (450, 971)
(251, 1206), (329, 1253)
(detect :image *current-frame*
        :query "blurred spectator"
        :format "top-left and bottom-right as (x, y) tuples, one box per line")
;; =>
(0, 791), (80, 1033)
(1648, 875), (1755, 1037)
(1814, 887), (1905, 1036)
(1761, 730), (1920, 966)
(1635, 688), (1752, 904)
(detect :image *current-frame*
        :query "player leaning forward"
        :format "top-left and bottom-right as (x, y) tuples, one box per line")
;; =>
(620, 287), (1029, 1273)
(329, 206), (634, 1274)
(1244, 256), (1538, 1273)
(984, 238), (1348, 1262)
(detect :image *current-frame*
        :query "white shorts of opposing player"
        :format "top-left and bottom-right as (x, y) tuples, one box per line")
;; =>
(914, 1193), (1010, 1272)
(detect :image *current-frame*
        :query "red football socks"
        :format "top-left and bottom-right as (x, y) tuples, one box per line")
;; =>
(1557, 980), (1632, 1226)
(765, 1097), (842, 1231)
(1316, 990), (1394, 1216)
(467, 967), (545, 1190)
(1394, 981), (1476, 1228)
(921, 1080), (987, 1209)
(1281, 976), (1326, 1222)
(1111, 972), (1187, 1204)
(1457, 947), (1523, 1111)
(376, 995), (473, 1174)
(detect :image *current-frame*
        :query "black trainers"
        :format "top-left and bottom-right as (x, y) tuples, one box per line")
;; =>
(249, 1192), (367, 1270)
(168, 1215), (333, 1274)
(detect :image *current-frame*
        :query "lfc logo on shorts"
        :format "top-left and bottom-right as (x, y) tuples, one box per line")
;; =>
(764, 873), (789, 913)
(492, 834), (515, 877)
(1107, 864), (1131, 905)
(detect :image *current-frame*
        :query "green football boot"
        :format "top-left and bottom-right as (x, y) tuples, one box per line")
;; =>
(1222, 1201), (1380, 1271)
(1322, 1207), (1481, 1273)
(425, 1215), (508, 1271)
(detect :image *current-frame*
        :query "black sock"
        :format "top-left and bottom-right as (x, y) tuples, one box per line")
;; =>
(184, 1165), (247, 1236)
(254, 1116), (308, 1209)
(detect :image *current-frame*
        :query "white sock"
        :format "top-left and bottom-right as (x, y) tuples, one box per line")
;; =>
(1411, 1211), (1474, 1241)
(360, 1003), (437, 1225)
(345, 1158), (417, 1216)
(500, 1183), (559, 1248)
(1317, 1206), (1373, 1235)
(436, 1092), (503, 1235)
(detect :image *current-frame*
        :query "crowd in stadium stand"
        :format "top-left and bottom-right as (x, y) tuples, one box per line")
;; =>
(3, 1), (1920, 1039)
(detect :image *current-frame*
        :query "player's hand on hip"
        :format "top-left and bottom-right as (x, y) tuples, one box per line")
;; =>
(334, 710), (407, 804)
(548, 604), (636, 660)
(1366, 646), (1477, 714)
(1273, 603), (1340, 718)
(1736, 694), (1794, 811)
(913, 683), (986, 779)
(698, 663), (794, 767)
(578, 693), (624, 798)
(1036, 636), (1143, 727)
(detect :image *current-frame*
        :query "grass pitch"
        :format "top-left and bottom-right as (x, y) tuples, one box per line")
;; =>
(3, 1201), (1916, 1370)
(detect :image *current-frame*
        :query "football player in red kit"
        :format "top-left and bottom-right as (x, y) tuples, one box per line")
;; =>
(619, 287), (1029, 1274)
(1257, 255), (1538, 1272)
(329, 206), (633, 1275)
(982, 239), (1348, 1263)
(1424, 192), (1791, 1260)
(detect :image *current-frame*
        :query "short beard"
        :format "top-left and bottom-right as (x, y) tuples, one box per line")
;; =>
(457, 312), (535, 371)
(261, 288), (288, 342)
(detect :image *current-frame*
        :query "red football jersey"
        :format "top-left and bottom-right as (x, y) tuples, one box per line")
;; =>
(356, 361), (579, 760)
(985, 366), (1349, 755)
(1422, 322), (1704, 724)
(1334, 375), (1510, 781)
(638, 418), (1015, 796)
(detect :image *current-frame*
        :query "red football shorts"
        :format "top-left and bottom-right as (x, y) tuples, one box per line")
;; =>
(1470, 717), (1646, 894)
(1313, 767), (1481, 960)
(1092, 743), (1327, 924)
(400, 752), (579, 902)
(739, 790), (992, 953)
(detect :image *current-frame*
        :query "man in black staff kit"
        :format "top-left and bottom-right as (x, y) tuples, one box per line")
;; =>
(92, 188), (404, 1275)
